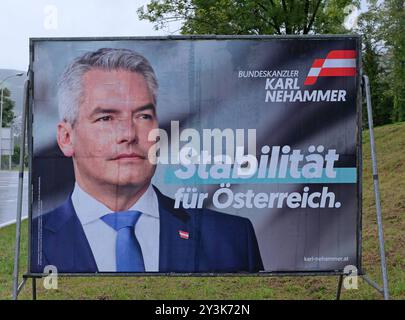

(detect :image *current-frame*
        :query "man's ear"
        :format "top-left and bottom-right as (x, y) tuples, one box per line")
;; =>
(57, 121), (74, 157)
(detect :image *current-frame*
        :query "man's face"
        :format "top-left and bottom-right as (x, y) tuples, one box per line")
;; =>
(58, 69), (158, 189)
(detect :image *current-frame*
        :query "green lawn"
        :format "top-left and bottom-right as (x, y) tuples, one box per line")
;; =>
(1, 122), (404, 300)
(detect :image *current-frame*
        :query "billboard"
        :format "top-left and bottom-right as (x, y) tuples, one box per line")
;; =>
(29, 36), (361, 274)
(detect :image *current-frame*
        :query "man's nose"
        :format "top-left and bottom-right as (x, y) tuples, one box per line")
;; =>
(115, 118), (139, 144)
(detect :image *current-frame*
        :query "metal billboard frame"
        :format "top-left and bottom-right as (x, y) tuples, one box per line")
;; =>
(11, 35), (388, 300)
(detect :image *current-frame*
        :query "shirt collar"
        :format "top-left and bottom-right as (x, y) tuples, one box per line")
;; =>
(128, 184), (159, 219)
(72, 183), (159, 226)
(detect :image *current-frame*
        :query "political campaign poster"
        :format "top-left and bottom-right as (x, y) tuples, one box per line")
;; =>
(29, 36), (361, 274)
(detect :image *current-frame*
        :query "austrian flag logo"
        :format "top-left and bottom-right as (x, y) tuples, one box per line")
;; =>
(304, 50), (357, 85)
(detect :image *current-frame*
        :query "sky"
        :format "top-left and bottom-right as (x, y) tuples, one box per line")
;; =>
(0, 0), (367, 71)
(0, 0), (182, 71)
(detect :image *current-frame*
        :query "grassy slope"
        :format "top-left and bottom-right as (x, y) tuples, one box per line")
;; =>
(0, 122), (404, 300)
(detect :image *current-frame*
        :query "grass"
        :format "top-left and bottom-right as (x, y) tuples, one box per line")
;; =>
(1, 122), (404, 300)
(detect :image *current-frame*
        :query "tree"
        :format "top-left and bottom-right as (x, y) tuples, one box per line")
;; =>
(138, 0), (359, 35)
(362, 39), (393, 127)
(356, 0), (404, 126)
(380, 0), (405, 122)
(1, 87), (15, 127)
(356, 2), (393, 127)
(12, 144), (28, 168)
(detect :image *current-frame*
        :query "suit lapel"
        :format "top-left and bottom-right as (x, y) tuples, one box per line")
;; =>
(155, 187), (198, 272)
(43, 197), (98, 272)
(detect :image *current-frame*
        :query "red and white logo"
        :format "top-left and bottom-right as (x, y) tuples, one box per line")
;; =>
(304, 50), (357, 86)
(178, 230), (189, 240)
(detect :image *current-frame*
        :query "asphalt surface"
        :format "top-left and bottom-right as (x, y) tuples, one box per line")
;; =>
(0, 170), (28, 227)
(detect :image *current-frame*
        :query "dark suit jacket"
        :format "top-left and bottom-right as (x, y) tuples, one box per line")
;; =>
(31, 187), (263, 273)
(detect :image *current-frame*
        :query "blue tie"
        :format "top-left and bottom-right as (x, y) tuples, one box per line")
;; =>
(100, 211), (145, 272)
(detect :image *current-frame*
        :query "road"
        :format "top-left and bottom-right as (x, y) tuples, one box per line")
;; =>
(0, 170), (28, 228)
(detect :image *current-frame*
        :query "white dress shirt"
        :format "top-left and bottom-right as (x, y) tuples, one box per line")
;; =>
(71, 183), (160, 272)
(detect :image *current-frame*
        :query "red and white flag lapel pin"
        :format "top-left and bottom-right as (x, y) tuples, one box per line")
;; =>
(178, 230), (189, 240)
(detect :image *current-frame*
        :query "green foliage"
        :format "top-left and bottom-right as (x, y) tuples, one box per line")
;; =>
(356, 3), (393, 127)
(11, 144), (28, 168)
(11, 144), (19, 165)
(357, 0), (405, 126)
(137, 0), (359, 35)
(1, 87), (15, 127)
(381, 0), (405, 122)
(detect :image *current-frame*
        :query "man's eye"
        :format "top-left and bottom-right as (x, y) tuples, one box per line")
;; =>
(139, 114), (153, 120)
(96, 116), (112, 122)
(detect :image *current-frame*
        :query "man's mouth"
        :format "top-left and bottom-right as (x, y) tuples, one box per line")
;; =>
(111, 153), (146, 161)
